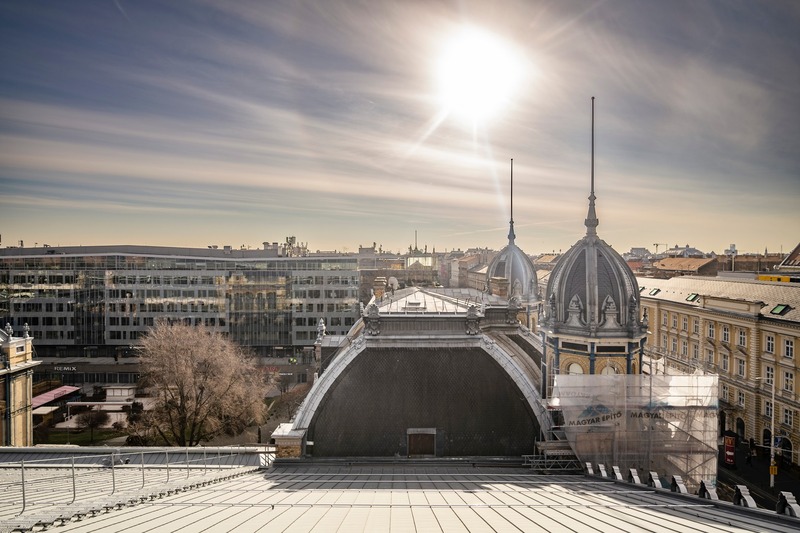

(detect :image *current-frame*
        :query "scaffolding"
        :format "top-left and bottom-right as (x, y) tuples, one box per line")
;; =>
(552, 373), (718, 492)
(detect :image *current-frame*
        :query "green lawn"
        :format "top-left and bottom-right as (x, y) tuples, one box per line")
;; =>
(36, 428), (126, 446)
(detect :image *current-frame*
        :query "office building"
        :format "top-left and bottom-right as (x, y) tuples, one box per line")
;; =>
(0, 245), (360, 360)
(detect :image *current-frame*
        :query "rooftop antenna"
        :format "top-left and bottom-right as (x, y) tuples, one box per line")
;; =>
(508, 158), (516, 244)
(585, 97), (599, 236)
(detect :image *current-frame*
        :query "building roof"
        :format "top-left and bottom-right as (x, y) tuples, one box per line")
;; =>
(7, 464), (798, 532)
(31, 386), (80, 409)
(778, 242), (800, 271)
(637, 276), (800, 323)
(653, 257), (716, 272)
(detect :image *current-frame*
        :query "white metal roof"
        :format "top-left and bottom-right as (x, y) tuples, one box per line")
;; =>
(8, 464), (797, 533)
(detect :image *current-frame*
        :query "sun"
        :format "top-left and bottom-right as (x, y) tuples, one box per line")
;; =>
(436, 27), (523, 125)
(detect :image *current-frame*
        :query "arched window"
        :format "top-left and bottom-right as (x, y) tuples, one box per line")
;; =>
(601, 365), (617, 375)
(568, 363), (584, 375)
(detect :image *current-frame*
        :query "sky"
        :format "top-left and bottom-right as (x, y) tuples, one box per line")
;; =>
(1, 0), (798, 256)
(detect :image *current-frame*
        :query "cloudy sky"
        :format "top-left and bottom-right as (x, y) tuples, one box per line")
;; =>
(1, 0), (798, 256)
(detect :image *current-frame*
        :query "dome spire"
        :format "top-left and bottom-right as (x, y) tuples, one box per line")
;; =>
(585, 97), (599, 236)
(508, 158), (516, 244)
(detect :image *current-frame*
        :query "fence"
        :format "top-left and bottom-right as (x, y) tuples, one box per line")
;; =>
(0, 446), (274, 530)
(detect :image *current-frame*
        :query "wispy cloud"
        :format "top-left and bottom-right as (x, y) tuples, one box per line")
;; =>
(0, 0), (797, 254)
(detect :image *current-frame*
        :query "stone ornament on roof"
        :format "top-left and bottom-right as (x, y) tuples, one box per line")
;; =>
(4, 323), (12, 336)
(465, 304), (480, 335)
(506, 297), (521, 325)
(365, 303), (381, 336)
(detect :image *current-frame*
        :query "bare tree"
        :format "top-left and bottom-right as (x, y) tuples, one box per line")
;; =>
(138, 320), (269, 446)
(75, 409), (110, 444)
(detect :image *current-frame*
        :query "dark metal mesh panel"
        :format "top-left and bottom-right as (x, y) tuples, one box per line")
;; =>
(308, 347), (538, 457)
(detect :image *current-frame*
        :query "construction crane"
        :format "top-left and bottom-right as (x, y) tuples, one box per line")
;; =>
(653, 243), (669, 255)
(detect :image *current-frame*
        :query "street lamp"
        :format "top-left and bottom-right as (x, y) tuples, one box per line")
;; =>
(756, 376), (776, 489)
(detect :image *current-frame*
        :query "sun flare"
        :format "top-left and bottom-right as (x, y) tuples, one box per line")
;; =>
(436, 27), (524, 125)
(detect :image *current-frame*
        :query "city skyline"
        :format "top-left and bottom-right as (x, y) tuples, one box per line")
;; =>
(1, 1), (798, 256)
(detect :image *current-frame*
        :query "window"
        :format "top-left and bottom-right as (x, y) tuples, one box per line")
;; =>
(785, 339), (794, 359)
(722, 355), (729, 372)
(765, 400), (773, 418)
(692, 343), (699, 361)
(650, 288), (661, 296)
(766, 365), (774, 386)
(682, 317), (688, 331)
(662, 311), (668, 326)
(771, 304), (790, 315)
(784, 371), (794, 393)
(766, 335), (774, 354)
(671, 338), (677, 354)
(693, 319), (699, 334)
(784, 409), (794, 427)
(722, 384), (729, 401)
(738, 391), (745, 407)
(681, 340), (688, 356)
(672, 314), (678, 328)
(737, 359), (745, 377)
(708, 323), (715, 339)
(738, 330), (746, 347)
(722, 326), (729, 343)
(706, 349), (714, 364)
(661, 334), (667, 349)
(686, 293), (699, 302)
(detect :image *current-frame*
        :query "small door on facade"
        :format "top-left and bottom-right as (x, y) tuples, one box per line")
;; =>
(407, 428), (436, 457)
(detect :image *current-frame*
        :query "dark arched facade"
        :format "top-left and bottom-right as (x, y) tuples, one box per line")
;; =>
(307, 347), (539, 457)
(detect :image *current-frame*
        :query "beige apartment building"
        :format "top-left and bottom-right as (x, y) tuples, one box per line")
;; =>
(1, 324), (40, 446)
(639, 276), (799, 465)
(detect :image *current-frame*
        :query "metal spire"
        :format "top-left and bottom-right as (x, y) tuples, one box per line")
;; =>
(508, 158), (516, 244)
(585, 97), (599, 236)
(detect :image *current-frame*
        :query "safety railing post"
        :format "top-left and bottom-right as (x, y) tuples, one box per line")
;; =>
(111, 452), (117, 495)
(165, 450), (170, 483)
(203, 448), (207, 476)
(218, 450), (221, 470)
(186, 448), (190, 478)
(141, 452), (146, 489)
(70, 456), (77, 504)
(20, 459), (27, 515)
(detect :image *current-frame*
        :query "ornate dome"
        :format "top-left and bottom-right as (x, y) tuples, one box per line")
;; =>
(544, 164), (643, 338)
(486, 219), (539, 303)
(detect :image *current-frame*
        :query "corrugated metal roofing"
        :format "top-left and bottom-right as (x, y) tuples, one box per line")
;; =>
(4, 464), (798, 532)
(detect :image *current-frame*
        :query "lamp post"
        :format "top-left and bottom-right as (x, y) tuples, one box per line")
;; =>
(756, 376), (776, 489)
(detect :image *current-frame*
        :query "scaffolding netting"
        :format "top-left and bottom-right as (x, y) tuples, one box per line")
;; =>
(552, 373), (718, 492)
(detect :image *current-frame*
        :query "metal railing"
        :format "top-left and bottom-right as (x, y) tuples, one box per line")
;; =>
(0, 446), (275, 524)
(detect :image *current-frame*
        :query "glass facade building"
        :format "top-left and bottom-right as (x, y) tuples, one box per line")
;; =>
(0, 246), (360, 358)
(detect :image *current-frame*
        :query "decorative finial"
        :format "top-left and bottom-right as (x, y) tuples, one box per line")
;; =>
(508, 158), (516, 244)
(4, 323), (12, 337)
(585, 97), (599, 235)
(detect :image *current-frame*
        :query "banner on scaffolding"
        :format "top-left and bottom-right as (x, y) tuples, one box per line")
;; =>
(552, 374), (718, 492)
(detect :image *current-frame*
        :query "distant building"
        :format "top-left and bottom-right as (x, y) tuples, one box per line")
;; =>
(664, 244), (706, 258)
(651, 257), (718, 277)
(0, 244), (360, 361)
(776, 243), (800, 274)
(1, 323), (40, 446)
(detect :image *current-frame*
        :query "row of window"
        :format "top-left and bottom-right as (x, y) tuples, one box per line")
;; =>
(293, 303), (355, 313)
(722, 385), (796, 426)
(656, 308), (795, 359)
